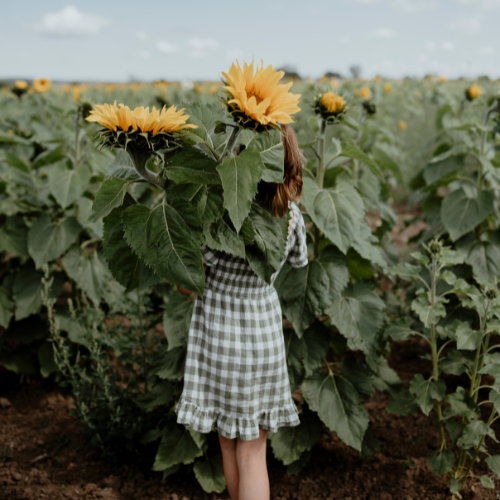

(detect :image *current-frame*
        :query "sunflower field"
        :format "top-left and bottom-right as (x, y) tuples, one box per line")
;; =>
(1, 65), (500, 498)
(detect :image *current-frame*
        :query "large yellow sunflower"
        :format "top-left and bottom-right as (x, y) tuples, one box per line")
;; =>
(33, 78), (51, 93)
(86, 102), (197, 135)
(221, 60), (301, 127)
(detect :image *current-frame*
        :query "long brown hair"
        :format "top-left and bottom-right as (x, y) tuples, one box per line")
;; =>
(262, 124), (303, 218)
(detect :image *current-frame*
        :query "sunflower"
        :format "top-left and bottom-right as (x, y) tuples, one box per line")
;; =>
(15, 80), (28, 90)
(466, 83), (481, 101)
(359, 87), (371, 99)
(383, 83), (392, 93)
(33, 78), (51, 93)
(438, 75), (447, 82)
(398, 120), (407, 130)
(313, 91), (347, 123)
(221, 60), (301, 130)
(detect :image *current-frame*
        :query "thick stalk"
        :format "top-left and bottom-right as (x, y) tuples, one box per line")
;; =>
(220, 125), (241, 160)
(430, 257), (446, 448)
(74, 109), (81, 167)
(352, 112), (366, 185)
(127, 148), (166, 190)
(314, 120), (327, 258)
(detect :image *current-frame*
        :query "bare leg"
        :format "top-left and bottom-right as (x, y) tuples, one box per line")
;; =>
(218, 432), (239, 500)
(236, 429), (269, 500)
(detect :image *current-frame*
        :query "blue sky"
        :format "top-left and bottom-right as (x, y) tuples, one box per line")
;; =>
(1, 0), (498, 82)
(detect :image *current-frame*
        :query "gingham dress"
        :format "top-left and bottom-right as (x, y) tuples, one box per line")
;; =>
(174, 201), (309, 441)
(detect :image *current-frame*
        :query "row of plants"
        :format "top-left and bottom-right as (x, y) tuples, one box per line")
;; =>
(1, 64), (499, 494)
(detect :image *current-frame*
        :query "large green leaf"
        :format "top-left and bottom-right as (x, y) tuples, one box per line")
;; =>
(216, 149), (263, 233)
(283, 329), (307, 391)
(62, 247), (111, 305)
(409, 373), (446, 415)
(457, 419), (497, 449)
(133, 381), (175, 411)
(245, 129), (285, 183)
(152, 421), (203, 471)
(428, 450), (455, 476)
(165, 147), (221, 185)
(48, 161), (92, 209)
(485, 455), (500, 478)
(150, 345), (186, 380)
(204, 217), (246, 258)
(441, 188), (494, 241)
(410, 295), (446, 328)
(457, 232), (500, 284)
(163, 292), (195, 350)
(181, 101), (229, 146)
(270, 407), (322, 465)
(455, 321), (482, 350)
(27, 213), (81, 269)
(302, 370), (369, 451)
(122, 200), (205, 295)
(245, 201), (288, 284)
(384, 317), (418, 341)
(350, 221), (386, 270)
(106, 150), (139, 180)
(340, 143), (383, 181)
(302, 320), (332, 377)
(38, 341), (58, 378)
(0, 215), (29, 257)
(193, 455), (227, 493)
(371, 147), (402, 183)
(301, 178), (364, 254)
(88, 177), (132, 223)
(76, 197), (103, 239)
(328, 282), (385, 355)
(442, 387), (477, 420)
(13, 269), (43, 320)
(102, 197), (160, 293)
(341, 356), (375, 403)
(0, 287), (14, 329)
(0, 345), (36, 374)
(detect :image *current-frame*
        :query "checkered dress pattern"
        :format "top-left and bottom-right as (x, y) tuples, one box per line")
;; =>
(175, 201), (308, 441)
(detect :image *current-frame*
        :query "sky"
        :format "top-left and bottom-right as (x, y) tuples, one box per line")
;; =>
(0, 0), (499, 82)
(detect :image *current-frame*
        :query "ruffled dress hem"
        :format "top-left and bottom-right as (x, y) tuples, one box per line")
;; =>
(174, 397), (300, 441)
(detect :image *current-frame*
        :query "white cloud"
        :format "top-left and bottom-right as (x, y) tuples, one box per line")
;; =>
(454, 0), (500, 9)
(425, 41), (437, 51)
(138, 50), (151, 59)
(188, 38), (219, 50)
(136, 31), (147, 41)
(370, 28), (397, 38)
(32, 5), (110, 36)
(478, 46), (495, 55)
(390, 0), (437, 12)
(448, 18), (482, 34)
(441, 41), (455, 51)
(156, 40), (179, 54)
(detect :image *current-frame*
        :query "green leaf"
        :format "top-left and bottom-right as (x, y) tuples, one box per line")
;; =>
(165, 147), (221, 185)
(152, 421), (203, 471)
(163, 293), (195, 350)
(193, 455), (227, 493)
(409, 374), (446, 415)
(455, 322), (482, 350)
(457, 419), (497, 449)
(76, 197), (103, 239)
(446, 420), (464, 446)
(361, 424), (380, 456)
(0, 287), (14, 329)
(38, 341), (58, 378)
(283, 329), (306, 391)
(13, 269), (43, 320)
(245, 201), (288, 284)
(301, 179), (364, 254)
(33, 146), (65, 168)
(27, 214), (81, 269)
(384, 317), (418, 341)
(439, 350), (467, 376)
(204, 217), (245, 258)
(350, 221), (386, 270)
(270, 407), (322, 465)
(490, 388), (500, 414)
(302, 320), (332, 377)
(341, 356), (375, 403)
(386, 389), (420, 415)
(88, 177), (132, 223)
(286, 450), (312, 476)
(441, 188), (494, 242)
(479, 475), (495, 489)
(390, 262), (422, 281)
(150, 345), (186, 380)
(427, 450), (455, 476)
(340, 143), (383, 181)
(216, 149), (263, 233)
(202, 186), (224, 223)
(133, 381), (175, 411)
(48, 162), (92, 209)
(442, 387), (478, 420)
(371, 147), (402, 183)
(307, 116), (320, 133)
(102, 198), (161, 293)
(62, 247), (111, 305)
(302, 370), (369, 451)
(410, 296), (446, 328)
(485, 454), (500, 478)
(181, 102), (229, 146)
(478, 363), (500, 377)
(328, 282), (385, 356)
(106, 150), (139, 180)
(450, 478), (462, 494)
(0, 215), (29, 257)
(122, 201), (205, 296)
(0, 345), (36, 374)
(457, 233), (500, 285)
(245, 129), (285, 183)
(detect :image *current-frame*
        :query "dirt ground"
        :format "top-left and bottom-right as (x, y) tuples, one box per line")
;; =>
(1, 335), (499, 500)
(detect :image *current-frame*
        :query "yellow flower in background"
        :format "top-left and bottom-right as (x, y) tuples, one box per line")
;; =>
(466, 83), (482, 100)
(209, 83), (220, 95)
(33, 78), (51, 93)
(399, 120), (407, 130)
(193, 84), (206, 94)
(373, 75), (382, 82)
(105, 83), (116, 92)
(383, 83), (392, 93)
(438, 76), (447, 82)
(320, 92), (345, 113)
(319, 76), (327, 83)
(222, 60), (301, 127)
(415, 91), (422, 99)
(15, 80), (28, 90)
(360, 87), (371, 99)
(330, 77), (339, 88)
(86, 101), (198, 135)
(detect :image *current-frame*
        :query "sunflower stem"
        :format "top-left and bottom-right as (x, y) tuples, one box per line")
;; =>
(220, 125), (241, 160)
(127, 147), (166, 190)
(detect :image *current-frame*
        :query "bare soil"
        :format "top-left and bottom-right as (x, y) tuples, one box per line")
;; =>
(1, 335), (499, 500)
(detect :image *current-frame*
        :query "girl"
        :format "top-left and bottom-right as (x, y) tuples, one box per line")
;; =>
(174, 124), (308, 500)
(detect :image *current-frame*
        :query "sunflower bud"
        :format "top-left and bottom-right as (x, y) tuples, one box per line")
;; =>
(383, 83), (392, 93)
(484, 287), (499, 300)
(362, 101), (376, 115)
(429, 239), (443, 256)
(11, 80), (28, 98)
(78, 102), (93, 120)
(360, 87), (371, 100)
(398, 120), (407, 131)
(313, 91), (347, 123)
(465, 83), (481, 101)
